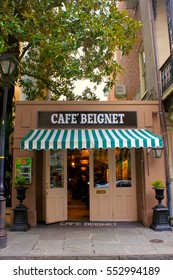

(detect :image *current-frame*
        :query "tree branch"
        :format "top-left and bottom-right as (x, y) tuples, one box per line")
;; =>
(19, 42), (33, 60)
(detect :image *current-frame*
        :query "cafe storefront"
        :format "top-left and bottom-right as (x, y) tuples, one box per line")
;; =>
(12, 100), (165, 227)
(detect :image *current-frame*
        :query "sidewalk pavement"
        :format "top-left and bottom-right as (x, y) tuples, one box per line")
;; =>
(0, 222), (173, 260)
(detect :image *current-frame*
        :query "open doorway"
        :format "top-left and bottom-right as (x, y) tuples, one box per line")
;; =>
(67, 149), (90, 221)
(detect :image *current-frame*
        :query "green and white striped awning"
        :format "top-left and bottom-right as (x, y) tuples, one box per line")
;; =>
(20, 129), (164, 150)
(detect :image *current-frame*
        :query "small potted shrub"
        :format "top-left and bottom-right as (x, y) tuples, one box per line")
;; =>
(11, 176), (30, 231)
(151, 180), (165, 189)
(151, 179), (166, 205)
(14, 176), (27, 187)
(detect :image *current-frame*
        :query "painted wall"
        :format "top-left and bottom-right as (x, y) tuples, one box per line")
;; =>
(155, 0), (170, 67)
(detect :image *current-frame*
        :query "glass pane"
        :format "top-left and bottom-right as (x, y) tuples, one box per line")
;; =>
(115, 148), (131, 187)
(50, 150), (64, 188)
(94, 149), (109, 188)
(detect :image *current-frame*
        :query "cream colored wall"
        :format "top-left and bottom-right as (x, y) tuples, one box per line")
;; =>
(139, 0), (170, 95)
(155, 0), (170, 67)
(139, 0), (158, 97)
(12, 100), (166, 226)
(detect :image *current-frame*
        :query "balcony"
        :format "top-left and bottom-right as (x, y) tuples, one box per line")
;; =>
(160, 54), (173, 99)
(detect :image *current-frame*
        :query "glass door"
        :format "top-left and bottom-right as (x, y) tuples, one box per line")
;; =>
(44, 150), (67, 223)
(90, 149), (113, 221)
(113, 148), (137, 221)
(90, 148), (137, 221)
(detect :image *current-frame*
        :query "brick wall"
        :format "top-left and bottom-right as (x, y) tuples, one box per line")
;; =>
(109, 1), (142, 101)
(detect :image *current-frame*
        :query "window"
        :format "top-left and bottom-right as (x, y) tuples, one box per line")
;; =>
(115, 148), (131, 187)
(94, 149), (109, 188)
(50, 150), (64, 188)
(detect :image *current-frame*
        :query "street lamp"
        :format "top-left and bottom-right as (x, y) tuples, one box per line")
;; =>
(0, 53), (17, 249)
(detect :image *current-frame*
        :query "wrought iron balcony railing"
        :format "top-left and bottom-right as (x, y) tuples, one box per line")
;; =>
(160, 54), (173, 96)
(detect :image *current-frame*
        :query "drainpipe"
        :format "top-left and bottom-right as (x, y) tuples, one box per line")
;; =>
(149, 0), (172, 217)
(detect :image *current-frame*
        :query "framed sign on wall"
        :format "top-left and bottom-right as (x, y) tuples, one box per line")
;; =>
(15, 157), (32, 184)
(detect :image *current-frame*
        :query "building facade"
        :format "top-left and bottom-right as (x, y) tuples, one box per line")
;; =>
(12, 100), (165, 227)
(109, 0), (173, 218)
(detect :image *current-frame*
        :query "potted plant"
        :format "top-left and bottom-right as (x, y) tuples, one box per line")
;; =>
(150, 179), (172, 231)
(151, 179), (166, 205)
(14, 176), (28, 204)
(11, 176), (30, 231)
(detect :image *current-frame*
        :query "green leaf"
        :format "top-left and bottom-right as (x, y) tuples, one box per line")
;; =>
(0, 0), (141, 100)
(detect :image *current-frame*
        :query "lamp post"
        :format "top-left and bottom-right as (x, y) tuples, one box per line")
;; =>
(0, 53), (17, 249)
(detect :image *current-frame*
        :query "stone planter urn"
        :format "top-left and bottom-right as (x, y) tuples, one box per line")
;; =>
(15, 186), (28, 204)
(150, 180), (171, 231)
(10, 176), (30, 231)
(153, 187), (165, 205)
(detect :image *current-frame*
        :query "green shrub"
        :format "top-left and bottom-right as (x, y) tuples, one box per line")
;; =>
(14, 176), (27, 186)
(151, 180), (165, 188)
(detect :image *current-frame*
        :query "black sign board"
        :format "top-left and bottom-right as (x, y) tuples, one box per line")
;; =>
(38, 111), (137, 128)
